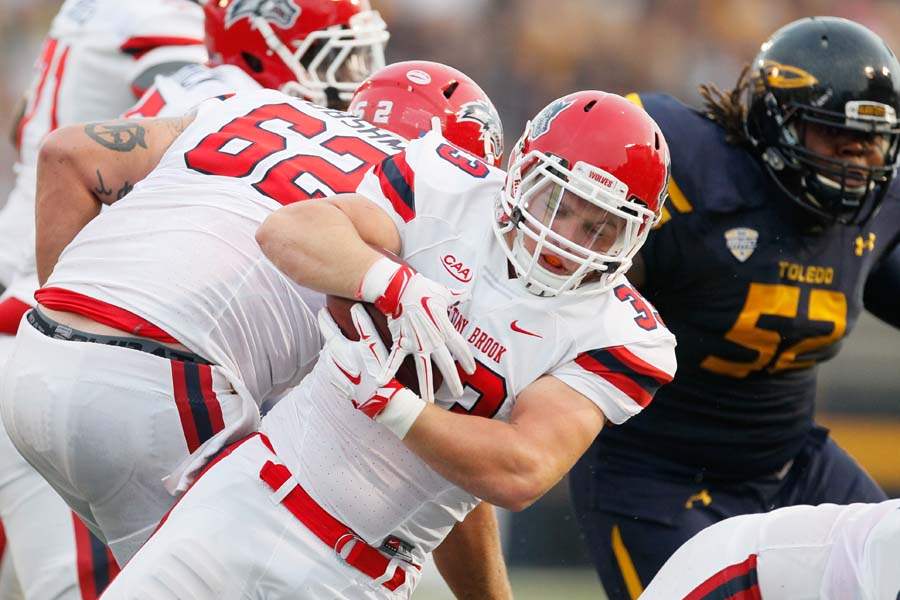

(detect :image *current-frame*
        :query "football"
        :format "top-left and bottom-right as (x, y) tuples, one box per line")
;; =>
(325, 253), (444, 397)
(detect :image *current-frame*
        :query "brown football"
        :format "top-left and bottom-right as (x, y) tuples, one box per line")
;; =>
(324, 251), (443, 397)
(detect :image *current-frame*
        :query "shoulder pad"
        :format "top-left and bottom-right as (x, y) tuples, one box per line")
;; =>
(628, 93), (770, 216)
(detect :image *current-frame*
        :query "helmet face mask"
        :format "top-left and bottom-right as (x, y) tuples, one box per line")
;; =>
(746, 17), (900, 225)
(273, 10), (389, 105)
(204, 0), (389, 108)
(499, 143), (655, 297)
(494, 93), (669, 298)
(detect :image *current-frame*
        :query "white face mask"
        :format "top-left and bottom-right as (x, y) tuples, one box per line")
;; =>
(255, 10), (389, 106)
(493, 134), (657, 297)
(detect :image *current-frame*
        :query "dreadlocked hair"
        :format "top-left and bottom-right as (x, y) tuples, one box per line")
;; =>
(698, 64), (752, 146)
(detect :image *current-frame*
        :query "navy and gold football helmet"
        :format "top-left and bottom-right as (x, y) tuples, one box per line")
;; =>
(746, 17), (900, 224)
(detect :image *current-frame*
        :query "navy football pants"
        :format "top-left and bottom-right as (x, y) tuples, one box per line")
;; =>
(568, 427), (887, 600)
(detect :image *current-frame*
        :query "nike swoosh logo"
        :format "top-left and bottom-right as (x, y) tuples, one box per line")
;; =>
(420, 296), (438, 325)
(510, 320), (542, 338)
(332, 359), (361, 385)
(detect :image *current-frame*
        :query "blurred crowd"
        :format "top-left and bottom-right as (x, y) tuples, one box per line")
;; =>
(4, 1), (900, 181)
(377, 0), (900, 145)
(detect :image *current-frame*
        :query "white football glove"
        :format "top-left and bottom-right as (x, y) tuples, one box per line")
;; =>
(318, 305), (426, 439)
(357, 256), (475, 403)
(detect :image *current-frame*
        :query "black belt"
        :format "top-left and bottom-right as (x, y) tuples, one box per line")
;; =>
(28, 308), (212, 365)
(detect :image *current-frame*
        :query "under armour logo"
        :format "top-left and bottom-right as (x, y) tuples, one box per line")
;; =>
(684, 489), (712, 509)
(854, 232), (876, 256)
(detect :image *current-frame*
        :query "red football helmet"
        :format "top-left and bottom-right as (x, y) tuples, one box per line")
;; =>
(202, 0), (389, 107)
(348, 60), (503, 166)
(495, 91), (670, 296)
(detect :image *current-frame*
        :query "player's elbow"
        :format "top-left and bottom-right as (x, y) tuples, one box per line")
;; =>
(485, 449), (550, 512)
(256, 209), (297, 264)
(37, 126), (80, 174)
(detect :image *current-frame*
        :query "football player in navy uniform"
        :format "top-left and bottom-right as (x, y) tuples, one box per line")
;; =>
(569, 16), (900, 600)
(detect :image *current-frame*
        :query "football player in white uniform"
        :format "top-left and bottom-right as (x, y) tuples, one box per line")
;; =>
(97, 91), (677, 599)
(2, 61), (512, 597)
(124, 0), (389, 120)
(641, 499), (900, 600)
(1, 0), (205, 289)
(0, 1), (204, 597)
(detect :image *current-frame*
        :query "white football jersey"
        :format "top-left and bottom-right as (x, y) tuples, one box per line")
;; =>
(44, 89), (408, 406)
(124, 64), (262, 119)
(261, 130), (677, 561)
(16, 0), (205, 167)
(1, 0), (205, 288)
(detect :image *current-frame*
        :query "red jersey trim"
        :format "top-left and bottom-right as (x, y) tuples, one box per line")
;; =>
(119, 36), (203, 61)
(574, 345), (672, 408)
(35, 287), (179, 344)
(684, 553), (761, 600)
(16, 38), (59, 152)
(124, 88), (166, 118)
(49, 45), (71, 133)
(374, 153), (415, 223)
(0, 297), (32, 335)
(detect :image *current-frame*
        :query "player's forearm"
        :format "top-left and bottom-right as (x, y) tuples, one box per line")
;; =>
(433, 502), (512, 600)
(403, 405), (554, 511)
(35, 127), (103, 284)
(256, 197), (384, 298)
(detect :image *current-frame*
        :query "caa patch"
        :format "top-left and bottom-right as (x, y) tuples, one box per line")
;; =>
(530, 98), (573, 141)
(226, 0), (301, 29)
(724, 227), (758, 262)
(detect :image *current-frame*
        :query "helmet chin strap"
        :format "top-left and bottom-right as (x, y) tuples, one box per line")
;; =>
(324, 86), (342, 109)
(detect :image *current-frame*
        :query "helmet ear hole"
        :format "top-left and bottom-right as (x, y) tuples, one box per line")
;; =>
(442, 80), (459, 99)
(241, 52), (264, 74)
(584, 99), (597, 112)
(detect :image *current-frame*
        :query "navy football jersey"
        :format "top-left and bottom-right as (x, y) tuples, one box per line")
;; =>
(595, 93), (900, 478)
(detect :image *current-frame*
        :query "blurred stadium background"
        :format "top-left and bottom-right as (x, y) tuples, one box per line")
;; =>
(0, 1), (897, 598)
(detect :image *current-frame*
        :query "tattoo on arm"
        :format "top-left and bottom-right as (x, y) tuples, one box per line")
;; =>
(116, 181), (133, 200)
(92, 169), (133, 201)
(84, 121), (148, 152)
(93, 169), (113, 197)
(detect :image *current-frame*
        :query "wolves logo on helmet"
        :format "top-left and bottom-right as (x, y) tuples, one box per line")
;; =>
(457, 100), (504, 161)
(225, 0), (301, 29)
(530, 98), (573, 141)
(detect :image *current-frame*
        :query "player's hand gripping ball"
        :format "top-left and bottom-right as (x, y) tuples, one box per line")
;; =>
(325, 295), (445, 396)
(356, 255), (475, 403)
(318, 304), (426, 439)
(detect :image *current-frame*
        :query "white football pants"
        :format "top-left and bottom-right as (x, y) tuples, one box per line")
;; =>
(0, 332), (119, 599)
(101, 434), (419, 600)
(0, 317), (257, 566)
(641, 499), (900, 600)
